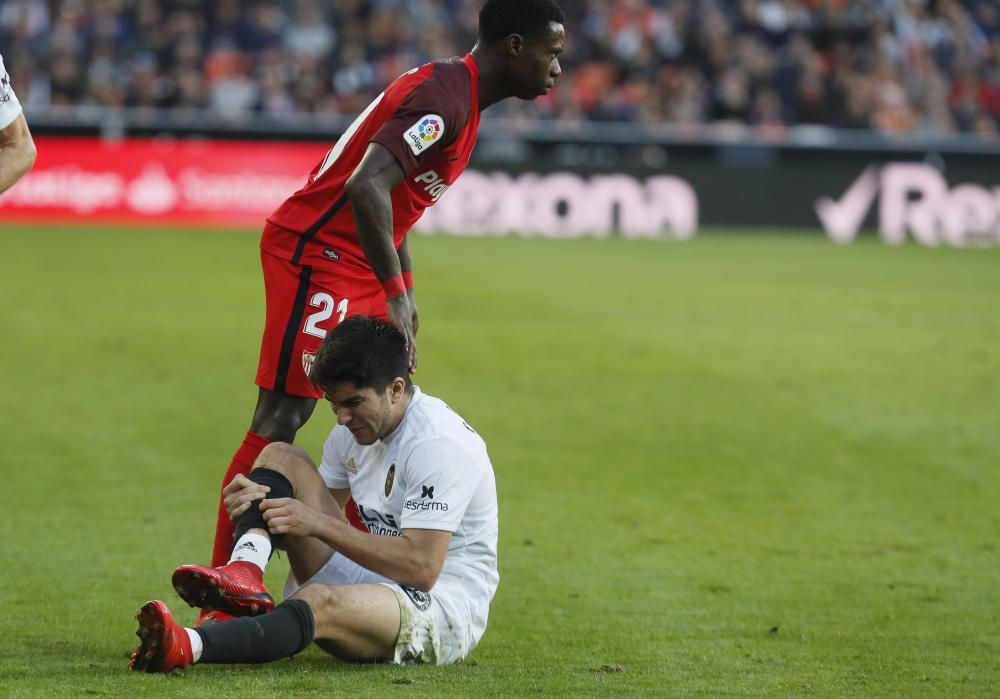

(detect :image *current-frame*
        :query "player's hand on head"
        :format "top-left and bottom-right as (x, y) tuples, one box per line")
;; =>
(222, 474), (270, 522)
(386, 294), (417, 374)
(259, 497), (321, 537)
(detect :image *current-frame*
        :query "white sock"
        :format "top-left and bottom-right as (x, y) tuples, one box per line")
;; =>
(185, 628), (203, 663)
(228, 531), (271, 573)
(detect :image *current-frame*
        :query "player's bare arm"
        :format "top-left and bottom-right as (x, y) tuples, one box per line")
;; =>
(0, 111), (36, 194)
(396, 236), (419, 336)
(260, 496), (450, 592)
(344, 142), (417, 372)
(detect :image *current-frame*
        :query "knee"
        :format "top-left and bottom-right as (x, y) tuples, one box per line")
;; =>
(292, 585), (399, 662)
(259, 441), (312, 463)
(253, 442), (315, 477)
(294, 585), (346, 637)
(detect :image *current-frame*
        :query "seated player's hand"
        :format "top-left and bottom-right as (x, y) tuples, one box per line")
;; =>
(259, 497), (322, 538)
(222, 473), (271, 522)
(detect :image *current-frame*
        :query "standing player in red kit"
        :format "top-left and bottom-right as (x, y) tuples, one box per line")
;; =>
(202, 0), (566, 611)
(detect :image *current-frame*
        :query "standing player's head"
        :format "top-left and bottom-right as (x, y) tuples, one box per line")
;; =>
(310, 316), (412, 445)
(475, 0), (566, 100)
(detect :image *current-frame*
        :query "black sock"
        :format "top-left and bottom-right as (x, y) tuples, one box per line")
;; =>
(234, 467), (294, 547)
(195, 599), (315, 664)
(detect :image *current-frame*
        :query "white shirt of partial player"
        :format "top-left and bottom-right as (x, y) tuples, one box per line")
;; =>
(0, 54), (23, 130)
(320, 386), (500, 622)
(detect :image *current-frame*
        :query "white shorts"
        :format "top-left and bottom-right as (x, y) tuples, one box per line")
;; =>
(282, 553), (479, 665)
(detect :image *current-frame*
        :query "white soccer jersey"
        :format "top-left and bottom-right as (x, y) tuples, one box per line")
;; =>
(319, 387), (499, 640)
(0, 54), (23, 130)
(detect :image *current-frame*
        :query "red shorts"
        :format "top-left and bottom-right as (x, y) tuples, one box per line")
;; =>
(255, 249), (386, 398)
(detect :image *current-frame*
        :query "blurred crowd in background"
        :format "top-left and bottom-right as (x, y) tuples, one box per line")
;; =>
(2, 0), (999, 137)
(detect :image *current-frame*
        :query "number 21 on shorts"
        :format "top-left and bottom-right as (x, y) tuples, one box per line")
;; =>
(303, 293), (349, 338)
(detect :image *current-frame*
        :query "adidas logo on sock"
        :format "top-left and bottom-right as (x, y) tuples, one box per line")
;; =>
(234, 542), (258, 553)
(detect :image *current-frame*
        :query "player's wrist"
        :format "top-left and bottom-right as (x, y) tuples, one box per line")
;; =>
(318, 513), (345, 542)
(381, 274), (406, 298)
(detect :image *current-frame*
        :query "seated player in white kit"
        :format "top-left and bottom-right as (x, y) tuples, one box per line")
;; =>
(129, 316), (499, 670)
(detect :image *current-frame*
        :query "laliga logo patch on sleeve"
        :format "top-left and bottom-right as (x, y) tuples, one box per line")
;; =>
(404, 114), (445, 156)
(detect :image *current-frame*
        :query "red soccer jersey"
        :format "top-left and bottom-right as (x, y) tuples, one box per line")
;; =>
(263, 54), (481, 273)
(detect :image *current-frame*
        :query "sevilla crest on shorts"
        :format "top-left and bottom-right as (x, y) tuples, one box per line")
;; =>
(301, 350), (317, 378)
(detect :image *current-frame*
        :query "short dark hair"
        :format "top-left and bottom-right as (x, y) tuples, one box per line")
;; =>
(478, 0), (565, 42)
(309, 316), (409, 393)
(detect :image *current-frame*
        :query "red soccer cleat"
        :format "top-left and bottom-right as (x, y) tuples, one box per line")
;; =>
(129, 600), (193, 673)
(172, 560), (275, 616)
(195, 608), (237, 626)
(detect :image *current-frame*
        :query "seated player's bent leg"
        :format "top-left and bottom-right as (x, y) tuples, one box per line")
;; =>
(250, 388), (317, 443)
(252, 443), (348, 584)
(252, 443), (346, 521)
(252, 441), (317, 473)
(293, 584), (401, 663)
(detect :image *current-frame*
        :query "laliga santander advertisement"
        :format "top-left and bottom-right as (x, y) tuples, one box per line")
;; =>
(0, 137), (324, 227)
(0, 136), (699, 239)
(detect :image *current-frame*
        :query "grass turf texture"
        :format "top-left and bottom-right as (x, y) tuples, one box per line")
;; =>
(0, 226), (998, 697)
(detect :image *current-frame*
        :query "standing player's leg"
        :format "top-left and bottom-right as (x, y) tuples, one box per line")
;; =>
(209, 250), (326, 569)
(209, 250), (387, 569)
(209, 388), (315, 568)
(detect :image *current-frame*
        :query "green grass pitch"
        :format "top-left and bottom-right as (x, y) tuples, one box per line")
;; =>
(0, 225), (998, 697)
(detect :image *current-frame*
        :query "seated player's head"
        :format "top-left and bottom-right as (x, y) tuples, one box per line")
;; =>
(477, 0), (566, 100)
(310, 316), (412, 444)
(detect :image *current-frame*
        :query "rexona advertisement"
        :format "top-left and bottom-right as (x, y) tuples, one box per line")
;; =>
(0, 136), (699, 239)
(816, 163), (1000, 247)
(412, 170), (698, 240)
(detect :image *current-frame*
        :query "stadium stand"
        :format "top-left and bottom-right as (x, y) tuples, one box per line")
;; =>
(1, 0), (998, 136)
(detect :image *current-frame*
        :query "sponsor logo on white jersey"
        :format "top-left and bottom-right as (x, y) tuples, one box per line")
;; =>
(356, 503), (400, 536)
(404, 499), (449, 512)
